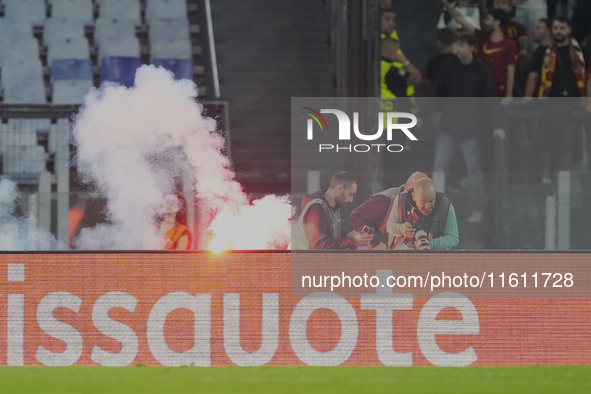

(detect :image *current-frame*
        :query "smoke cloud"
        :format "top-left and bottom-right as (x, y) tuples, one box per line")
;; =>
(72, 65), (290, 250)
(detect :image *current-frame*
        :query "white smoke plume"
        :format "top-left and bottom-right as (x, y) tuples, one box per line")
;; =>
(72, 65), (290, 250)
(0, 178), (63, 250)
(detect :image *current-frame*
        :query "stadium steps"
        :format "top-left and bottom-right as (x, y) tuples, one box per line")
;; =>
(211, 0), (334, 198)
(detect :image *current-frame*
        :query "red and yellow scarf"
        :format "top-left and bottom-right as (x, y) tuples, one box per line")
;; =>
(539, 38), (586, 97)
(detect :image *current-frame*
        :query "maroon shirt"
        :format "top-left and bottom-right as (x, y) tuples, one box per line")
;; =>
(476, 29), (518, 96)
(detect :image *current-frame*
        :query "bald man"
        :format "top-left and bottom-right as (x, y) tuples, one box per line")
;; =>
(386, 178), (459, 250)
(350, 172), (428, 249)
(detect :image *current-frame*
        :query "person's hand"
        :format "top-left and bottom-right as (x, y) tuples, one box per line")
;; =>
(501, 96), (513, 107)
(348, 231), (373, 247)
(521, 96), (533, 104)
(493, 128), (506, 140)
(402, 222), (416, 239)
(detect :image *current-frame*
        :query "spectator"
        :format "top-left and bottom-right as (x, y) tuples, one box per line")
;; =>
(425, 28), (457, 91)
(437, 0), (480, 31)
(380, 38), (422, 186)
(350, 172), (428, 250)
(494, 0), (529, 54)
(292, 171), (372, 250)
(531, 16), (588, 177)
(380, 8), (400, 41)
(442, 0), (518, 98)
(494, 0), (529, 95)
(430, 32), (505, 224)
(523, 18), (553, 184)
(524, 18), (553, 98)
(381, 38), (422, 99)
(157, 193), (192, 250)
(386, 178), (459, 250)
(534, 16), (588, 98)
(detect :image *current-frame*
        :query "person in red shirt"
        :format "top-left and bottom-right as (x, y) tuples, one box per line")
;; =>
(439, 0), (517, 98)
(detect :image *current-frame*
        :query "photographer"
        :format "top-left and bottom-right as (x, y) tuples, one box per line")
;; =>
(386, 178), (459, 250)
(350, 172), (428, 250)
(292, 171), (373, 250)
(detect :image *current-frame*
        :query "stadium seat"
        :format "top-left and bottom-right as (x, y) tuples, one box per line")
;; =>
(98, 0), (142, 27)
(152, 59), (193, 81)
(3, 0), (47, 27)
(49, 120), (70, 153)
(94, 18), (137, 44)
(150, 38), (192, 62)
(7, 119), (51, 134)
(3, 79), (47, 104)
(148, 18), (190, 47)
(52, 80), (93, 104)
(43, 18), (85, 48)
(145, 0), (188, 21)
(0, 37), (40, 68)
(0, 18), (33, 42)
(3, 129), (38, 148)
(49, 0), (94, 26)
(3, 146), (46, 176)
(97, 36), (141, 62)
(100, 56), (142, 87)
(1, 57), (44, 86)
(47, 37), (90, 65)
(50, 59), (93, 83)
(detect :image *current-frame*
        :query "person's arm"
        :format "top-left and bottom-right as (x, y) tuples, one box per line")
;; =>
(482, 66), (506, 139)
(386, 195), (405, 237)
(350, 195), (391, 248)
(303, 204), (355, 249)
(505, 64), (515, 97)
(477, 0), (487, 29)
(395, 51), (423, 85)
(438, 0), (476, 32)
(430, 204), (460, 250)
(175, 235), (189, 250)
(524, 72), (539, 98)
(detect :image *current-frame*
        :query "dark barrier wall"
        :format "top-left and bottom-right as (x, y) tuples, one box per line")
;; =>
(0, 252), (590, 366)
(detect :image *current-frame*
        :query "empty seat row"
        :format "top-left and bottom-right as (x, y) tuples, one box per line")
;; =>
(0, 0), (189, 27)
(0, 118), (70, 176)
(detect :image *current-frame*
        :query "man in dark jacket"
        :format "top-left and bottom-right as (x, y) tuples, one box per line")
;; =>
(293, 171), (372, 250)
(430, 31), (505, 224)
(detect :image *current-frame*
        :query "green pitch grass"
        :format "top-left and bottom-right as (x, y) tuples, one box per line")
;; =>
(0, 366), (590, 393)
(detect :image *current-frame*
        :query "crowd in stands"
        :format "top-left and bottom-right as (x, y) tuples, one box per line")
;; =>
(380, 0), (591, 223)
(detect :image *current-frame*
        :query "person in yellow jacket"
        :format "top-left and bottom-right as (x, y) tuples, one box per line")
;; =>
(380, 9), (417, 98)
(380, 38), (423, 186)
(380, 38), (422, 111)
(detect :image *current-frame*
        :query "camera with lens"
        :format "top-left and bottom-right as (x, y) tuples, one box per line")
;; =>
(411, 221), (431, 250)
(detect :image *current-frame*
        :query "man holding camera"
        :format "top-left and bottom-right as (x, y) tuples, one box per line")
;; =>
(386, 178), (459, 250)
(292, 171), (373, 250)
(350, 172), (428, 250)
